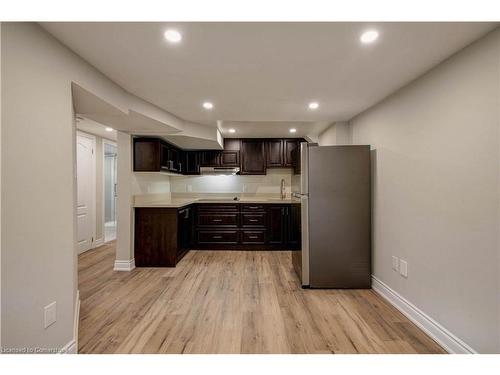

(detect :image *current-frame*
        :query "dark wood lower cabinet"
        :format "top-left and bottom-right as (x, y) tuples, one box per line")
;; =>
(134, 202), (301, 266)
(287, 203), (301, 250)
(135, 208), (178, 267)
(267, 205), (286, 245)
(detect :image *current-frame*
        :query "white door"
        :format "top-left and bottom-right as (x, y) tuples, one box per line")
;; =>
(76, 132), (95, 254)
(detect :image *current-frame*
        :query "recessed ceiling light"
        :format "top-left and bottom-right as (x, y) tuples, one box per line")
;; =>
(289, 128), (297, 133)
(360, 30), (379, 44)
(203, 102), (214, 110)
(228, 128), (236, 133)
(105, 127), (114, 132)
(164, 29), (182, 43)
(308, 102), (319, 110)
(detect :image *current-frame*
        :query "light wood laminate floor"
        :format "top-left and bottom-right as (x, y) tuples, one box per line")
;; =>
(78, 242), (445, 354)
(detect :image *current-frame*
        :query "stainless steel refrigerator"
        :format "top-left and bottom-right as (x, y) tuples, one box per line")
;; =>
(291, 143), (371, 288)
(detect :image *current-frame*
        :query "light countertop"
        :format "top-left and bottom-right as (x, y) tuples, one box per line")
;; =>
(133, 194), (294, 208)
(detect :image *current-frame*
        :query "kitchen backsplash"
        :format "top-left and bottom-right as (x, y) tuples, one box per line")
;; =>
(132, 172), (172, 195)
(169, 168), (292, 194)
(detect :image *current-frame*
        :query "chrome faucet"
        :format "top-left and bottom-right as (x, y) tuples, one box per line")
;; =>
(280, 179), (286, 200)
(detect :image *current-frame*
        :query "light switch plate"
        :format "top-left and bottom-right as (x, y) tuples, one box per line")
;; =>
(400, 260), (408, 278)
(44, 301), (57, 329)
(392, 256), (399, 272)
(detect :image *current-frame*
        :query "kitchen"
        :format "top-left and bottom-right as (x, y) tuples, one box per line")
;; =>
(131, 136), (370, 289)
(2, 16), (499, 361)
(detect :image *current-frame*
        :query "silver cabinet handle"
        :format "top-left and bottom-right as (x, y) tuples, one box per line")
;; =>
(249, 206), (259, 209)
(212, 219), (222, 222)
(213, 235), (222, 239)
(249, 219), (258, 222)
(249, 236), (258, 239)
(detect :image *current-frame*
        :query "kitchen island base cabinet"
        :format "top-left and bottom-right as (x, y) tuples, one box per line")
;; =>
(134, 207), (191, 267)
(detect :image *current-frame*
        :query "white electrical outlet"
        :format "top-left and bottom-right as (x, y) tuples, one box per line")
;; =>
(187, 184), (192, 192)
(400, 260), (408, 278)
(392, 256), (399, 272)
(44, 301), (57, 329)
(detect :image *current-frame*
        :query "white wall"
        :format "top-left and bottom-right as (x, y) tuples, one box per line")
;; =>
(349, 29), (500, 353)
(170, 168), (292, 195)
(318, 122), (350, 146)
(2, 22), (76, 350)
(116, 132), (134, 266)
(0, 22), (180, 351)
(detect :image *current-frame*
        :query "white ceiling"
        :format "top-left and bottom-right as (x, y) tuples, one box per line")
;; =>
(42, 22), (497, 137)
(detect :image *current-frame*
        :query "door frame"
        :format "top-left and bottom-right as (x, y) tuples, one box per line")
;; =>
(102, 138), (117, 243)
(76, 130), (96, 253)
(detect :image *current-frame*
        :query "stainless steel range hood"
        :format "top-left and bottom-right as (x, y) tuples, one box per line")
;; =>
(199, 167), (240, 175)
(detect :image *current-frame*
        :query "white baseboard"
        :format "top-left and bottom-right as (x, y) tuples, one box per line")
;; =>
(60, 289), (80, 354)
(74, 289), (80, 353)
(94, 238), (104, 247)
(371, 275), (476, 354)
(114, 258), (136, 271)
(59, 339), (77, 354)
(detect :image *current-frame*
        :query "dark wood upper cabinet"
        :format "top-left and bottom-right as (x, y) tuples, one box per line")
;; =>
(223, 138), (240, 151)
(221, 151), (239, 167)
(221, 139), (240, 167)
(265, 139), (284, 167)
(200, 150), (221, 167)
(240, 139), (266, 175)
(134, 136), (305, 174)
(134, 138), (161, 171)
(283, 139), (298, 167)
(169, 147), (181, 172)
(133, 137), (184, 173)
(184, 151), (200, 175)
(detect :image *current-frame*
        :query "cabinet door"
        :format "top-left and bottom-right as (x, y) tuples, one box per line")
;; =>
(283, 139), (298, 167)
(170, 147), (180, 171)
(184, 151), (200, 175)
(286, 204), (301, 250)
(178, 206), (194, 252)
(160, 143), (170, 169)
(241, 139), (265, 175)
(267, 205), (286, 245)
(221, 151), (240, 167)
(160, 143), (181, 172)
(133, 138), (161, 171)
(135, 208), (178, 267)
(292, 145), (301, 175)
(266, 139), (284, 167)
(222, 138), (241, 167)
(200, 150), (221, 167)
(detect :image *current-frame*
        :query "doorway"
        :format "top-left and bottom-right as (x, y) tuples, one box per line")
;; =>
(103, 141), (117, 242)
(76, 131), (96, 254)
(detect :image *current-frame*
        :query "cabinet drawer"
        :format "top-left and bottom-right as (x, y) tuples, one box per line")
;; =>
(197, 230), (239, 244)
(197, 213), (239, 227)
(242, 213), (266, 227)
(241, 204), (265, 212)
(241, 230), (266, 244)
(197, 204), (239, 212)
